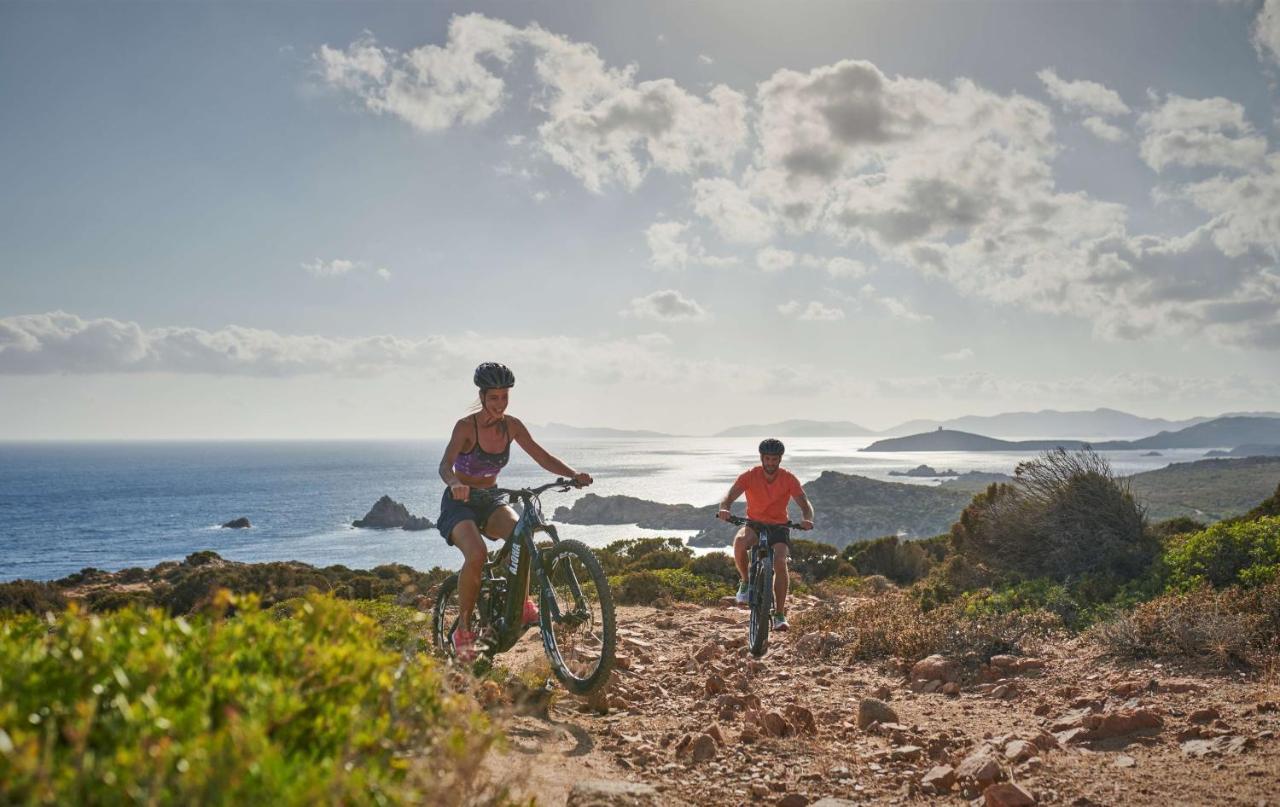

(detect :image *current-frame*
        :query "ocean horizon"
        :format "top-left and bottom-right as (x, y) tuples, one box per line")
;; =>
(0, 437), (1218, 582)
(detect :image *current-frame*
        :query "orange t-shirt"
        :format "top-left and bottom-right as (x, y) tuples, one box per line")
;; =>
(736, 466), (803, 524)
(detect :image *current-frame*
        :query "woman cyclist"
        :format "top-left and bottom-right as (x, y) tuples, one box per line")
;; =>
(437, 362), (593, 660)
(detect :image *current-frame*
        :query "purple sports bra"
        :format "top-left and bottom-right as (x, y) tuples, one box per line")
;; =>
(453, 415), (511, 479)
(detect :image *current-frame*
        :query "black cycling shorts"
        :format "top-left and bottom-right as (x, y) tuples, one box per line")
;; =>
(746, 523), (790, 548)
(437, 489), (503, 545)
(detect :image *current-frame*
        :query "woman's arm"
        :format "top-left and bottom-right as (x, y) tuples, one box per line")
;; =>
(438, 420), (472, 500)
(509, 417), (591, 484)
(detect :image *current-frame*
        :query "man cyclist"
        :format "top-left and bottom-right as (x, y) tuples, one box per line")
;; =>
(716, 438), (814, 631)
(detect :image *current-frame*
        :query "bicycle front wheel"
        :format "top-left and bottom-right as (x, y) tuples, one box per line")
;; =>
(748, 555), (773, 658)
(538, 539), (617, 695)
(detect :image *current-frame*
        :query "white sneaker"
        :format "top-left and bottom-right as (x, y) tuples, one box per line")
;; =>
(735, 582), (749, 605)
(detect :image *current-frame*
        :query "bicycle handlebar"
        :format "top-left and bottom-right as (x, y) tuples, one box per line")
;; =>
(478, 477), (586, 500)
(720, 514), (810, 530)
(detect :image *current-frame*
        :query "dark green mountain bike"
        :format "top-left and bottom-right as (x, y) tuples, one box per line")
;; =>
(432, 478), (616, 695)
(724, 514), (806, 658)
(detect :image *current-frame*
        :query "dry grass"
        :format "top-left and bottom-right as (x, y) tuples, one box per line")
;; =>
(793, 590), (1060, 665)
(1089, 581), (1280, 667)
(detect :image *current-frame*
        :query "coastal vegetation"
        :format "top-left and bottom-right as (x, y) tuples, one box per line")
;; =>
(0, 593), (499, 806)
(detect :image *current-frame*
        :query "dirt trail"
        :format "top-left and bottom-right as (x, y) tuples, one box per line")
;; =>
(484, 596), (1280, 806)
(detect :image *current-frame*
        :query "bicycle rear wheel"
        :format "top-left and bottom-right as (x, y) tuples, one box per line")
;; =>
(432, 573), (494, 661)
(748, 553), (773, 658)
(538, 539), (616, 695)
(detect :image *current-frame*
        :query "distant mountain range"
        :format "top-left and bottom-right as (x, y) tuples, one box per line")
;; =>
(538, 409), (1280, 441)
(536, 422), (682, 439)
(863, 416), (1280, 453)
(713, 419), (877, 437)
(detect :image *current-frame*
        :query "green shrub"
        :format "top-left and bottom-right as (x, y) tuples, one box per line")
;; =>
(597, 537), (692, 575)
(0, 580), (67, 615)
(689, 552), (738, 584)
(842, 534), (945, 584)
(0, 593), (498, 805)
(789, 540), (856, 582)
(950, 449), (1155, 582)
(611, 570), (664, 605)
(1149, 516), (1207, 541)
(1164, 516), (1280, 590)
(610, 567), (726, 605)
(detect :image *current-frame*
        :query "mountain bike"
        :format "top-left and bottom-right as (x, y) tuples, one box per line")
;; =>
(723, 515), (807, 658)
(432, 478), (616, 695)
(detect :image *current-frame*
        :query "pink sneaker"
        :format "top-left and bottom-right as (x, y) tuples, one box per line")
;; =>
(522, 598), (540, 627)
(452, 628), (477, 662)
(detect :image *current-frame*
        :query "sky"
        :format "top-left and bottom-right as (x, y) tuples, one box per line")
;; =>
(2, 0), (1280, 438)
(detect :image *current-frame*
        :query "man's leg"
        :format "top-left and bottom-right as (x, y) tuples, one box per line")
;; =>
(772, 541), (790, 620)
(732, 526), (753, 604)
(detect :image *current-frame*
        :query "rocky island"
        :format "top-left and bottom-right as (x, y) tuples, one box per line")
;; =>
(888, 464), (959, 478)
(353, 496), (433, 531)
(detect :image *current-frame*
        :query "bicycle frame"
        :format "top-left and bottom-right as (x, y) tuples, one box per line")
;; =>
(473, 481), (576, 655)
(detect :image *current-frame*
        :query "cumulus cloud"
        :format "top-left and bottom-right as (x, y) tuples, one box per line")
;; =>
(860, 284), (932, 322)
(942, 347), (974, 361)
(671, 56), (1280, 349)
(1037, 68), (1130, 117)
(693, 178), (774, 245)
(755, 247), (867, 277)
(0, 311), (736, 384)
(302, 258), (391, 279)
(0, 311), (438, 376)
(1082, 116), (1128, 143)
(1139, 94), (1266, 172)
(318, 15), (749, 192)
(645, 221), (737, 269)
(1254, 0), (1280, 65)
(756, 247), (797, 272)
(621, 289), (709, 321)
(778, 300), (844, 321)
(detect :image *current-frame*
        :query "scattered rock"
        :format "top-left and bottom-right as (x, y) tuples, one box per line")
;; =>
(1189, 707), (1220, 724)
(1114, 754), (1136, 768)
(891, 745), (924, 762)
(911, 654), (961, 684)
(566, 779), (660, 807)
(922, 765), (956, 793)
(784, 704), (817, 734)
(956, 748), (1004, 787)
(1004, 740), (1036, 763)
(983, 782), (1036, 806)
(1181, 736), (1254, 758)
(761, 710), (793, 738)
(943, 682), (962, 697)
(220, 517), (251, 529)
(776, 796), (808, 807)
(688, 733), (717, 762)
(858, 697), (899, 729)
(694, 642), (721, 663)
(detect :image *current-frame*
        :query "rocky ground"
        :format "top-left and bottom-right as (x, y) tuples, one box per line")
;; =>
(482, 596), (1280, 806)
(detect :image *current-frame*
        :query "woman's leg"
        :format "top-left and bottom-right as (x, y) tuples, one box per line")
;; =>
(483, 505), (537, 608)
(451, 520), (487, 633)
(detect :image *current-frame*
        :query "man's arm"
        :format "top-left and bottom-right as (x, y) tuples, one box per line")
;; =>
(717, 479), (746, 521)
(795, 489), (815, 529)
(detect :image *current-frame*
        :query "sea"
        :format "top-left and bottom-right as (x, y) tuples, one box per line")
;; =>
(0, 438), (1217, 582)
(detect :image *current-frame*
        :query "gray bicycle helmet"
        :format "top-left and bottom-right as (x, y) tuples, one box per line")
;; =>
(758, 438), (785, 455)
(473, 362), (515, 389)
